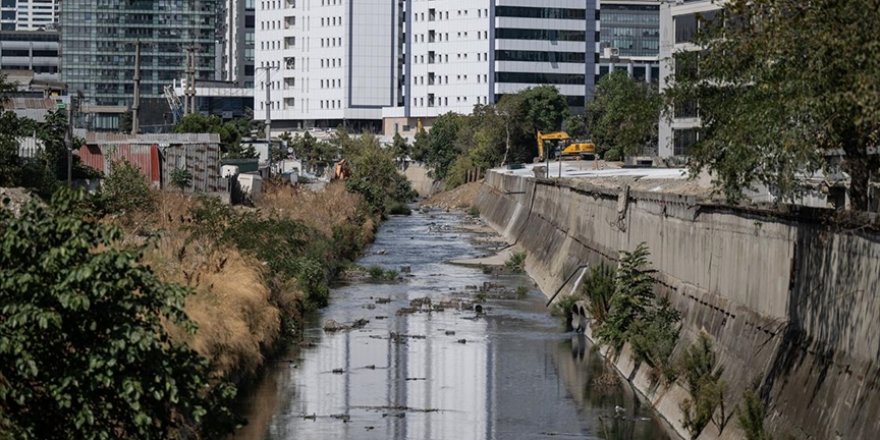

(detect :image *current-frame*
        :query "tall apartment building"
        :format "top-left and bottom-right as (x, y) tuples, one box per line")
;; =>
(0, 0), (58, 31)
(657, 0), (722, 157)
(253, 0), (395, 131)
(221, 0), (256, 87)
(60, 0), (219, 131)
(383, 0), (600, 135)
(598, 0), (660, 86)
(254, 0), (599, 134)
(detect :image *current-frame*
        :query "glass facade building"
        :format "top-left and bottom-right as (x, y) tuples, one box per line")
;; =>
(599, 2), (660, 58)
(60, 0), (218, 129)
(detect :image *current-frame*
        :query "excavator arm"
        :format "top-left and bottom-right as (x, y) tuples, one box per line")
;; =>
(536, 131), (571, 161)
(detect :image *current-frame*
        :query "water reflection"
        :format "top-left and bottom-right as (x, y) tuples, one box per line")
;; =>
(232, 211), (672, 440)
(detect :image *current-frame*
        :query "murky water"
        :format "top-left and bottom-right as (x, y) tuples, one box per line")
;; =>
(232, 210), (673, 440)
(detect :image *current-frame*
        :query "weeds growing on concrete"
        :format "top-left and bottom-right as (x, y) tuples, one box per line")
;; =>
(680, 332), (726, 439)
(367, 265), (400, 281)
(468, 205), (480, 217)
(737, 384), (773, 440)
(583, 264), (615, 324)
(505, 251), (527, 273)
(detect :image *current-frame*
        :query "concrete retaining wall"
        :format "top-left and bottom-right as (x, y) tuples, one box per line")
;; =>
(475, 170), (880, 440)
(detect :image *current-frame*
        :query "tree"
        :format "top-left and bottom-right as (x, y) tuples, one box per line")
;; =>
(587, 71), (662, 157)
(666, 1), (880, 209)
(343, 133), (413, 214)
(0, 189), (235, 439)
(0, 74), (25, 187)
(496, 86), (570, 162)
(290, 131), (337, 172)
(390, 132), (410, 160)
(411, 112), (463, 180)
(101, 159), (154, 215)
(173, 113), (257, 159)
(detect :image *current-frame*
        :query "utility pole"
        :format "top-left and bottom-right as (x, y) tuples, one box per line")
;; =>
(184, 48), (196, 114)
(256, 65), (278, 176)
(131, 40), (141, 135)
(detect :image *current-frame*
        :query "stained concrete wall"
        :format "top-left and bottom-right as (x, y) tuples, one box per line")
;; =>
(475, 171), (880, 440)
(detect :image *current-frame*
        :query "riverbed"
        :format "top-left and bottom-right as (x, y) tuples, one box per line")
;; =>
(231, 209), (672, 440)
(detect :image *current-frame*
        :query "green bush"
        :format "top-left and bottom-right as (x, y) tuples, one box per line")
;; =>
(583, 264), (615, 324)
(680, 333), (726, 439)
(367, 265), (399, 282)
(0, 189), (235, 438)
(604, 148), (623, 162)
(595, 243), (655, 350)
(101, 159), (154, 215)
(737, 386), (773, 440)
(516, 285), (529, 298)
(468, 205), (480, 217)
(505, 250), (527, 273)
(387, 201), (412, 216)
(171, 167), (193, 191)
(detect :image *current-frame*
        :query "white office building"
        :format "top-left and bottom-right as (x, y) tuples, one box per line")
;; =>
(657, 0), (722, 158)
(0, 0), (58, 31)
(254, 0), (395, 131)
(384, 0), (599, 136)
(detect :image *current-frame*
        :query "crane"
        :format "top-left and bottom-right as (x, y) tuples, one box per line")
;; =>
(163, 84), (183, 124)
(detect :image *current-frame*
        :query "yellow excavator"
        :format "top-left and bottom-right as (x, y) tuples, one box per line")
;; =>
(536, 131), (596, 160)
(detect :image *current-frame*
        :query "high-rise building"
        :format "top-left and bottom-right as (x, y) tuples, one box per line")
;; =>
(254, 0), (599, 134)
(0, 0), (58, 31)
(60, 0), (219, 131)
(253, 0), (395, 131)
(657, 0), (722, 157)
(220, 0), (256, 87)
(598, 0), (660, 86)
(383, 0), (600, 136)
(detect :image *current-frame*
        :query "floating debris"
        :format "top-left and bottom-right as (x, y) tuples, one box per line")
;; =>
(332, 368), (344, 374)
(374, 297), (392, 304)
(445, 330), (456, 336)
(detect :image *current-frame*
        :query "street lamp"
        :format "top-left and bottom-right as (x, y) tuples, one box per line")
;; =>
(256, 65), (279, 177)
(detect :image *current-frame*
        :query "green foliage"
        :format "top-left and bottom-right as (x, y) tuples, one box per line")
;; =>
(390, 132), (410, 160)
(387, 201), (412, 216)
(497, 85), (570, 162)
(515, 285), (529, 298)
(596, 244), (656, 350)
(344, 133), (414, 215)
(665, 1), (880, 209)
(0, 188), (235, 439)
(288, 131), (338, 172)
(411, 112), (463, 181)
(603, 148), (623, 162)
(587, 71), (661, 157)
(171, 167), (193, 191)
(467, 205), (480, 217)
(680, 333), (726, 439)
(628, 298), (680, 382)
(173, 113), (257, 158)
(738, 386), (773, 440)
(101, 159), (154, 215)
(367, 265), (399, 282)
(505, 250), (527, 273)
(583, 264), (615, 324)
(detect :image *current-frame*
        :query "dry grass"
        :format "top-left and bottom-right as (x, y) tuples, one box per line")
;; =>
(257, 181), (363, 235)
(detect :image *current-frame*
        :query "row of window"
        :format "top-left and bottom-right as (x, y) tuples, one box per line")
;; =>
(495, 28), (585, 42)
(411, 73), (489, 85)
(412, 95), (489, 107)
(0, 48), (57, 57)
(495, 6), (586, 21)
(411, 30), (488, 43)
(495, 49), (585, 63)
(412, 8), (488, 22)
(495, 71), (585, 85)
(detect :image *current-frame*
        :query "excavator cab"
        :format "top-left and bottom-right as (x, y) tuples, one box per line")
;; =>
(536, 131), (596, 161)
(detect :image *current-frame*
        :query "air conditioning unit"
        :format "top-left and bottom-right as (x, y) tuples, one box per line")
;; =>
(603, 47), (620, 58)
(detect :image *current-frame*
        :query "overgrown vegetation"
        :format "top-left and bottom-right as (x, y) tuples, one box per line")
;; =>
(0, 189), (236, 439)
(413, 86), (570, 187)
(665, 1), (880, 210)
(468, 205), (480, 217)
(367, 265), (399, 282)
(339, 131), (416, 215)
(173, 112), (260, 159)
(583, 264), (615, 325)
(738, 384), (773, 440)
(589, 244), (680, 383)
(680, 333), (726, 439)
(587, 70), (662, 158)
(505, 250), (527, 273)
(101, 159), (155, 215)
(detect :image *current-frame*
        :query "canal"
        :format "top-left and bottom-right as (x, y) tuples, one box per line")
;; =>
(232, 209), (673, 440)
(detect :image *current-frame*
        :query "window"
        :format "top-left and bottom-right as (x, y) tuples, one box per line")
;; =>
(495, 28), (585, 42)
(673, 129), (698, 156)
(495, 6), (586, 20)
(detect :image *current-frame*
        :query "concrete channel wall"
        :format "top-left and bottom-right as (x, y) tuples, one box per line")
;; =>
(475, 170), (880, 440)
